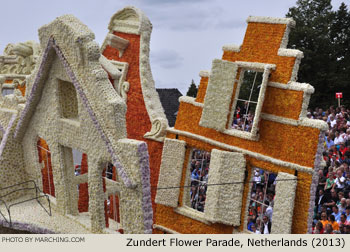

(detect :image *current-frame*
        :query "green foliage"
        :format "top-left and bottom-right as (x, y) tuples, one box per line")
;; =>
(238, 70), (263, 103)
(186, 79), (198, 98)
(286, 0), (350, 108)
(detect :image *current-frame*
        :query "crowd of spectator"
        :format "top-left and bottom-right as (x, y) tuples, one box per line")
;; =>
(189, 104), (350, 234)
(189, 149), (210, 212)
(312, 105), (350, 234)
(232, 101), (255, 132)
(246, 169), (276, 234)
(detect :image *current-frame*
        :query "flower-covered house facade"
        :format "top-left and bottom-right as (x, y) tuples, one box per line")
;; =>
(154, 16), (327, 234)
(0, 9), (162, 234)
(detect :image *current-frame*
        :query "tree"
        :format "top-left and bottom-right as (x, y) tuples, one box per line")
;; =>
(286, 0), (350, 108)
(186, 79), (198, 98)
(330, 2), (350, 107)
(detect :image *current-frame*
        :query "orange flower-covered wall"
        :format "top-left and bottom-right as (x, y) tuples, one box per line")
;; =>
(78, 153), (89, 212)
(103, 32), (164, 230)
(153, 18), (320, 234)
(37, 138), (55, 197)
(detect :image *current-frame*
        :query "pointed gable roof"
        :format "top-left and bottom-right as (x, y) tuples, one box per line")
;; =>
(12, 15), (137, 187)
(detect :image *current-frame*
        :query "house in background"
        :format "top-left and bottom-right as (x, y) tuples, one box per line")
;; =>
(156, 88), (182, 127)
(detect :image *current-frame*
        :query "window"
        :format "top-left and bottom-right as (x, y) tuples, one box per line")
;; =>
(58, 80), (78, 119)
(73, 148), (83, 176)
(231, 70), (263, 132)
(186, 149), (211, 212)
(224, 62), (275, 139)
(246, 168), (277, 234)
(104, 162), (122, 230)
(2, 87), (14, 96)
(37, 138), (55, 197)
(73, 150), (89, 213)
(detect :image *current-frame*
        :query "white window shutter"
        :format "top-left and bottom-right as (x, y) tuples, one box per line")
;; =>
(204, 149), (246, 225)
(155, 138), (186, 207)
(271, 172), (297, 234)
(199, 59), (238, 131)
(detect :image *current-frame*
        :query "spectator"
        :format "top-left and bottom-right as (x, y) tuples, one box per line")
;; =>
(338, 198), (347, 213)
(330, 115), (337, 128)
(264, 200), (273, 221)
(325, 189), (339, 208)
(324, 173), (335, 195)
(345, 206), (350, 222)
(189, 149), (210, 212)
(260, 215), (271, 234)
(328, 214), (339, 231)
(332, 205), (342, 222)
(247, 216), (255, 232)
(326, 135), (335, 150)
(338, 214), (349, 226)
(318, 170), (327, 193)
(334, 169), (346, 192)
(324, 223), (334, 234)
(346, 198), (350, 208)
(334, 132), (345, 147)
(313, 221), (324, 234)
(251, 224), (261, 234)
(315, 189), (327, 213)
(320, 212), (329, 227)
(345, 225), (350, 234)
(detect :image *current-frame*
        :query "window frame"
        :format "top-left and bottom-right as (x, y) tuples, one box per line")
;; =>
(176, 148), (212, 224)
(103, 162), (122, 229)
(245, 166), (277, 234)
(224, 62), (275, 140)
(183, 148), (211, 213)
(57, 78), (79, 120)
(177, 147), (247, 226)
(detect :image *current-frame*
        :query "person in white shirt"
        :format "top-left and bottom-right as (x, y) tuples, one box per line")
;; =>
(251, 224), (261, 234)
(335, 169), (346, 190)
(334, 132), (344, 146)
(266, 204), (273, 221)
(260, 215), (271, 234)
(330, 115), (337, 128)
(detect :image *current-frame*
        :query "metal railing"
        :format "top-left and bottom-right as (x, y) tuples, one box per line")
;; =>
(0, 180), (51, 227)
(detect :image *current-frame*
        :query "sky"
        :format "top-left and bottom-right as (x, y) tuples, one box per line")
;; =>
(0, 0), (346, 95)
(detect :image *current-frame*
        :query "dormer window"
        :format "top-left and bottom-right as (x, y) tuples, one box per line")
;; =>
(230, 70), (263, 132)
(226, 62), (275, 140)
(225, 62), (275, 139)
(200, 60), (275, 141)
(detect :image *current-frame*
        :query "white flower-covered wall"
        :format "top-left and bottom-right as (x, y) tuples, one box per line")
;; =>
(204, 149), (246, 226)
(271, 172), (297, 234)
(155, 138), (186, 207)
(0, 14), (153, 234)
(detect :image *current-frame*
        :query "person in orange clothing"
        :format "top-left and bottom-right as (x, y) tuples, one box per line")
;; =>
(328, 214), (339, 231)
(320, 212), (329, 227)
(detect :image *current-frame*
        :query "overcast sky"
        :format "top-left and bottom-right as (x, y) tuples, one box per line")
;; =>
(0, 0), (345, 94)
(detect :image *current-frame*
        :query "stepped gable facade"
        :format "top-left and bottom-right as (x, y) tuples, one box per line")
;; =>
(154, 16), (327, 234)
